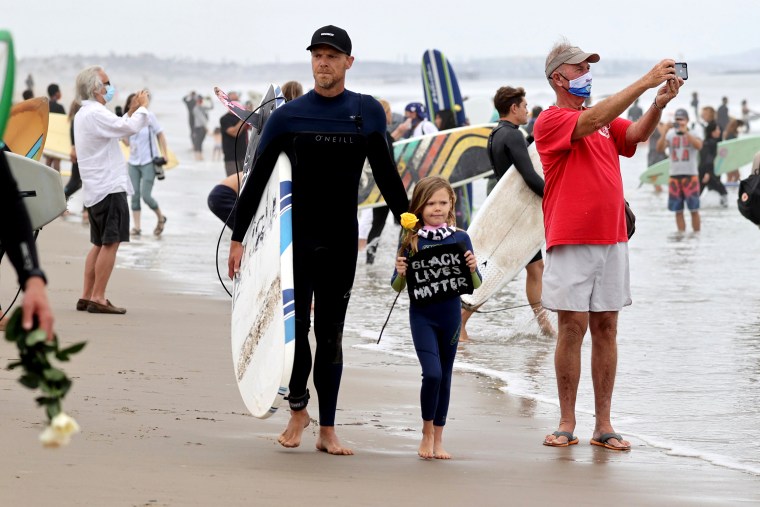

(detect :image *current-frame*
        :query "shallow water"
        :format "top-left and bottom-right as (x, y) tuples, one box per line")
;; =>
(61, 73), (760, 476)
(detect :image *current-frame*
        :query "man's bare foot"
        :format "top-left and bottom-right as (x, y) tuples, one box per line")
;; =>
(277, 409), (310, 448)
(590, 430), (631, 451)
(316, 426), (353, 455)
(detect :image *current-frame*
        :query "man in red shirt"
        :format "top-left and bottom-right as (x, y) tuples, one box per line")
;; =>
(534, 42), (682, 450)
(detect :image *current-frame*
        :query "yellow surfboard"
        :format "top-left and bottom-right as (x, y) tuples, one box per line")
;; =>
(4, 96), (49, 160)
(119, 139), (179, 170)
(43, 112), (71, 160)
(45, 112), (179, 170)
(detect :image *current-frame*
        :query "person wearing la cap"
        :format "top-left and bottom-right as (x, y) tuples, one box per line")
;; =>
(656, 108), (704, 230)
(228, 25), (408, 455)
(393, 102), (438, 139)
(534, 41), (683, 450)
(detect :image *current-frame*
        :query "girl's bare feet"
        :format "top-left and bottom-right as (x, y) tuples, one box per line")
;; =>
(433, 424), (451, 459)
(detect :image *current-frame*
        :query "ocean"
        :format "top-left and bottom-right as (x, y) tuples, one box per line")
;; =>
(60, 70), (760, 476)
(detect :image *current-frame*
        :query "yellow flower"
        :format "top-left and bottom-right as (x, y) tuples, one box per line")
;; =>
(39, 412), (81, 448)
(400, 212), (419, 230)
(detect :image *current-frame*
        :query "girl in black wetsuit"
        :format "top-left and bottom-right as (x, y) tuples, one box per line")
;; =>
(391, 176), (481, 459)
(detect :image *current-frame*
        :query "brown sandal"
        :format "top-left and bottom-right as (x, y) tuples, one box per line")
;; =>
(154, 216), (167, 237)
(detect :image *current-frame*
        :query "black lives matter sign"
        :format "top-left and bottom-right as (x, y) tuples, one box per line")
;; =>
(406, 243), (474, 306)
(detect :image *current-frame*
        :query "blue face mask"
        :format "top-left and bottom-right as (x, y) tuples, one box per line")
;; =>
(103, 84), (115, 103)
(561, 71), (592, 98)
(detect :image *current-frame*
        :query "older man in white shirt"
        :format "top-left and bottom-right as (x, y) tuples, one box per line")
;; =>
(73, 65), (149, 315)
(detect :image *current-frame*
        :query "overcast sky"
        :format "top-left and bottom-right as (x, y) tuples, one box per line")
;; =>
(6, 0), (759, 64)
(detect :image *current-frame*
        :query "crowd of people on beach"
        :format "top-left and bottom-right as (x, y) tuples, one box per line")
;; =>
(5, 22), (760, 464)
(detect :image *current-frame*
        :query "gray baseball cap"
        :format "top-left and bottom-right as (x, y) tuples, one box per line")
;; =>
(545, 46), (600, 78)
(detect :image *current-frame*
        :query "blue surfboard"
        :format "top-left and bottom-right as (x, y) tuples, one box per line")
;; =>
(422, 49), (466, 127)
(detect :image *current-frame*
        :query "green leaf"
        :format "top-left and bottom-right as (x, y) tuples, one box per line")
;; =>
(4, 308), (23, 342)
(19, 373), (40, 389)
(56, 341), (87, 361)
(25, 329), (47, 347)
(43, 368), (66, 382)
(35, 396), (57, 406)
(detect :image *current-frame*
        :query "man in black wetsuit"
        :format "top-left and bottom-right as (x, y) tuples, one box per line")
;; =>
(228, 25), (408, 455)
(460, 86), (555, 339)
(0, 151), (54, 339)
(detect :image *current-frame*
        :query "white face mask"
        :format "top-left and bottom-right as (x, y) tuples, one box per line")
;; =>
(560, 71), (593, 98)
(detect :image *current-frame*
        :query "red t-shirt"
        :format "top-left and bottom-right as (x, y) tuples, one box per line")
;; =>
(533, 106), (636, 249)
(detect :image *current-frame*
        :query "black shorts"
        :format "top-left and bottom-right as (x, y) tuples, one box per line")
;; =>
(528, 250), (542, 264)
(88, 192), (129, 246)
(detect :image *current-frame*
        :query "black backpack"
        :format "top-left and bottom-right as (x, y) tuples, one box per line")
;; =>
(737, 171), (760, 225)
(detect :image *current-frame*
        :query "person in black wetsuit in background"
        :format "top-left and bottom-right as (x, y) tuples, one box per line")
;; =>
(698, 121), (728, 207)
(228, 25), (408, 456)
(460, 86), (555, 340)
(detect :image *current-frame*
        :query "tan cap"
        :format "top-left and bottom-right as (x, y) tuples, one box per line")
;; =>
(545, 46), (600, 78)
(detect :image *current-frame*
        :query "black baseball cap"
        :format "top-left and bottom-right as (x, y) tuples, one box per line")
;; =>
(306, 25), (352, 56)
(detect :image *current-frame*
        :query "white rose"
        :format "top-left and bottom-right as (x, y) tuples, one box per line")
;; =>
(39, 412), (80, 448)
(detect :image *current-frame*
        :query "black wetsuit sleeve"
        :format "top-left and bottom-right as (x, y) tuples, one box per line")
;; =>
(505, 128), (544, 198)
(0, 152), (44, 288)
(230, 134), (284, 242)
(367, 131), (409, 219)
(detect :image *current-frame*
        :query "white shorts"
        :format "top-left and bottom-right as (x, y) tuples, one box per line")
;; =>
(542, 243), (632, 312)
(358, 208), (373, 240)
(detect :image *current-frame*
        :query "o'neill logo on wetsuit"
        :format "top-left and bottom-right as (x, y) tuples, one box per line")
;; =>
(314, 135), (354, 144)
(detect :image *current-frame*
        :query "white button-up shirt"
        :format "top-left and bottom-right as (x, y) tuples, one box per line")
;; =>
(127, 111), (163, 166)
(74, 100), (149, 207)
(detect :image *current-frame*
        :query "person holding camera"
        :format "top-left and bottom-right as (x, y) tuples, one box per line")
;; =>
(656, 108), (703, 232)
(535, 42), (683, 450)
(74, 65), (150, 314)
(123, 92), (170, 237)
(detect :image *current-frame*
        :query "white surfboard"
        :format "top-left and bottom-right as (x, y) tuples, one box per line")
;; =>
(231, 153), (295, 418)
(460, 141), (545, 310)
(6, 151), (66, 230)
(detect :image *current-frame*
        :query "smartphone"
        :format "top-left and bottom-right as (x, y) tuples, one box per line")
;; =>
(675, 62), (688, 80)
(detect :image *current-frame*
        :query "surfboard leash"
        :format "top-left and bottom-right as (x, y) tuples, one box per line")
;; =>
(376, 290), (402, 345)
(214, 95), (287, 299)
(473, 301), (541, 314)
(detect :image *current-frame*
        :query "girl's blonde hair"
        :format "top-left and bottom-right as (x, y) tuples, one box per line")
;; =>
(398, 176), (457, 255)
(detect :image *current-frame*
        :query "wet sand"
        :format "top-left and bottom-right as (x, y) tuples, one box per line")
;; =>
(1, 219), (759, 506)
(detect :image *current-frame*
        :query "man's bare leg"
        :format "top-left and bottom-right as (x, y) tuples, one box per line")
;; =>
(316, 425), (353, 455)
(278, 409), (310, 448)
(675, 211), (686, 232)
(544, 310), (587, 445)
(525, 260), (556, 337)
(460, 306), (480, 342)
(690, 210), (701, 232)
(90, 242), (120, 305)
(82, 245), (101, 300)
(589, 311), (630, 450)
(433, 424), (450, 459)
